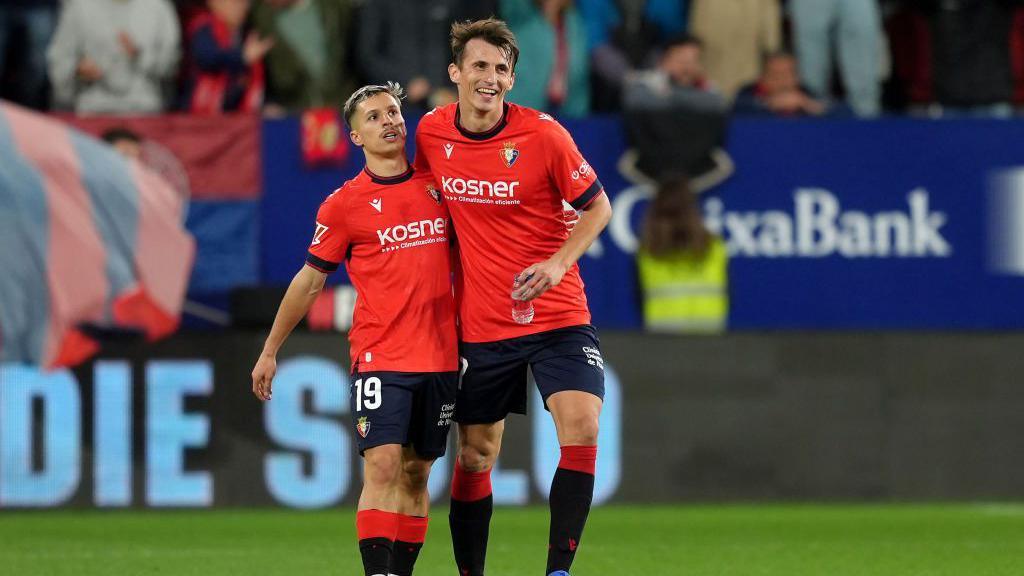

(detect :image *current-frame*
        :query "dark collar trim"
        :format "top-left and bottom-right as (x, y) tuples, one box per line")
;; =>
(455, 103), (510, 141)
(364, 165), (414, 185)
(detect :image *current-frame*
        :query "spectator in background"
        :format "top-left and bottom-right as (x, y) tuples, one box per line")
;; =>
(622, 34), (725, 113)
(789, 0), (885, 117)
(689, 0), (780, 101)
(916, 0), (1017, 117)
(356, 0), (459, 111)
(501, 0), (590, 117)
(638, 175), (728, 333)
(620, 35), (732, 191)
(0, 0), (57, 109)
(251, 0), (356, 113)
(46, 0), (180, 114)
(733, 51), (825, 117)
(578, 0), (687, 111)
(182, 0), (273, 113)
(101, 126), (142, 160)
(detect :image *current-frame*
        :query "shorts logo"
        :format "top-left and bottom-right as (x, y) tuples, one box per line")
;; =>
(356, 416), (371, 438)
(427, 184), (441, 205)
(438, 402), (455, 427)
(500, 141), (520, 168)
(583, 346), (604, 370)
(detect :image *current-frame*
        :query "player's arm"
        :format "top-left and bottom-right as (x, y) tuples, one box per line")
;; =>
(514, 193), (611, 301)
(252, 265), (328, 400)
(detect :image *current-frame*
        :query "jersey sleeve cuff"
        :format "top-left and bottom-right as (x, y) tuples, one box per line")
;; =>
(570, 179), (604, 210)
(306, 252), (339, 273)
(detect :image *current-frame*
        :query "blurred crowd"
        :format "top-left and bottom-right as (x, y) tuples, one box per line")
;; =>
(1, 0), (1023, 119)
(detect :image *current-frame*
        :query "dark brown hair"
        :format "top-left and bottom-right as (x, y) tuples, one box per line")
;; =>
(641, 175), (712, 258)
(450, 18), (519, 71)
(343, 81), (405, 129)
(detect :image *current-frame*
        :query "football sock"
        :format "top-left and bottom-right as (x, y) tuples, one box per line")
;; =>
(391, 514), (428, 576)
(357, 509), (400, 576)
(546, 445), (597, 574)
(449, 459), (493, 576)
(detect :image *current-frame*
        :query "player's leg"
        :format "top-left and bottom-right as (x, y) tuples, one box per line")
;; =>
(530, 326), (605, 576)
(351, 372), (415, 576)
(449, 342), (529, 576)
(358, 444), (403, 576)
(392, 447), (434, 576)
(392, 371), (458, 576)
(450, 421), (504, 576)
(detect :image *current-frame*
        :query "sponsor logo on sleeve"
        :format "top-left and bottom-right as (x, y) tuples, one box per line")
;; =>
(311, 222), (329, 245)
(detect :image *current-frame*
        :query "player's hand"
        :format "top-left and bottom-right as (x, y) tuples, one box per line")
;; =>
(513, 259), (568, 302)
(252, 352), (277, 401)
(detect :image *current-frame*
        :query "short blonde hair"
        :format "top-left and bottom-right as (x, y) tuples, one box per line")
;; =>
(343, 82), (405, 129)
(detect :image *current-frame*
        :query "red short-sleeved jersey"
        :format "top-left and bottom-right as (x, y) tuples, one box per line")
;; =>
(414, 102), (605, 343)
(306, 167), (457, 372)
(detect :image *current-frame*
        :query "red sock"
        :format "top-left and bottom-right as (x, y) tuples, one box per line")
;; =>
(558, 445), (598, 475)
(548, 445), (597, 574)
(356, 509), (400, 576)
(450, 458), (492, 502)
(450, 459), (493, 576)
(392, 515), (428, 576)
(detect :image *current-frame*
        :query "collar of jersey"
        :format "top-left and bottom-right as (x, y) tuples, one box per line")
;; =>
(364, 165), (414, 185)
(455, 103), (509, 141)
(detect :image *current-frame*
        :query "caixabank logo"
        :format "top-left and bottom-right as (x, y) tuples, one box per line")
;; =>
(601, 184), (953, 259)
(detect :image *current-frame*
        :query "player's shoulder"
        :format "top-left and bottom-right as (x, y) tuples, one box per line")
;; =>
(419, 103), (457, 132)
(318, 174), (364, 214)
(509, 103), (572, 141)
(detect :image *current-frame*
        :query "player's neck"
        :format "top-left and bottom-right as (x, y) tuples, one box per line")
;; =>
(457, 101), (505, 134)
(364, 152), (409, 179)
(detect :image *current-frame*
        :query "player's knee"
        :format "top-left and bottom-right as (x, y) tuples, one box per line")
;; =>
(402, 458), (432, 492)
(565, 413), (600, 446)
(458, 445), (496, 473)
(364, 449), (402, 488)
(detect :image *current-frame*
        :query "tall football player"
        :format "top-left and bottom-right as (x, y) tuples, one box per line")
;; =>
(413, 18), (612, 576)
(252, 83), (458, 576)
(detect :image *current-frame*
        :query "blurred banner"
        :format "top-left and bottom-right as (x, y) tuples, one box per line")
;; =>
(0, 103), (195, 368)
(3, 331), (1023, 509)
(62, 113), (262, 295)
(259, 117), (1024, 329)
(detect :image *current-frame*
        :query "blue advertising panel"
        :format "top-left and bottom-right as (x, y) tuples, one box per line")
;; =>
(260, 116), (1024, 329)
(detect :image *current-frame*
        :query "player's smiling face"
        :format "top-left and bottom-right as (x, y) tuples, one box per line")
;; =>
(349, 93), (406, 155)
(449, 38), (515, 115)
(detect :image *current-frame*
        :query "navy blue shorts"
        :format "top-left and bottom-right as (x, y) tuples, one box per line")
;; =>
(349, 371), (458, 459)
(455, 324), (605, 424)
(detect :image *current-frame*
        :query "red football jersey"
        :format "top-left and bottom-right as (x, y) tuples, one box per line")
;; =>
(414, 103), (604, 343)
(306, 167), (457, 372)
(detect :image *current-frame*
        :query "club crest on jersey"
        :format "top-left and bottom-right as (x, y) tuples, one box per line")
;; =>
(426, 184), (441, 205)
(356, 417), (370, 438)
(500, 141), (520, 168)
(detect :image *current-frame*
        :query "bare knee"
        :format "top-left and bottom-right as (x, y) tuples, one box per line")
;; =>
(562, 413), (599, 446)
(364, 448), (402, 489)
(402, 458), (433, 493)
(457, 424), (503, 472)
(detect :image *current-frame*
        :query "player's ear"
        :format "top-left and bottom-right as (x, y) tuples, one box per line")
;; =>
(448, 62), (460, 85)
(349, 129), (363, 148)
(507, 71), (515, 91)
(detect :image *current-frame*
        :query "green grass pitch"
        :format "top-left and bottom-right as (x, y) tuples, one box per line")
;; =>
(2, 504), (1022, 575)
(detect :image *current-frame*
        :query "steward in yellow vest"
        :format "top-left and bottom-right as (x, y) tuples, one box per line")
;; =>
(637, 176), (729, 333)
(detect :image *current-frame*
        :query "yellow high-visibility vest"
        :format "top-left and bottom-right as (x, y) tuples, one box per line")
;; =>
(637, 237), (729, 333)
